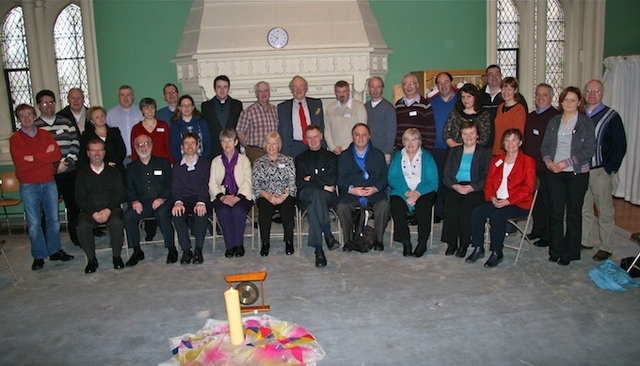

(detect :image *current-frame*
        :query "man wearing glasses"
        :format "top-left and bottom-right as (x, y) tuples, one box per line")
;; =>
(394, 74), (436, 152)
(155, 83), (180, 124)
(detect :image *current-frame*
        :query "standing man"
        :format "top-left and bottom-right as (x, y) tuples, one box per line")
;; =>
(365, 76), (396, 164)
(278, 75), (325, 158)
(10, 104), (73, 271)
(324, 80), (367, 155)
(582, 79), (627, 261)
(394, 73), (436, 152)
(75, 138), (125, 273)
(523, 83), (559, 248)
(429, 72), (458, 221)
(295, 125), (341, 268)
(201, 75), (243, 159)
(107, 85), (143, 159)
(124, 134), (176, 266)
(155, 83), (180, 123)
(57, 87), (88, 134)
(171, 133), (211, 265)
(336, 123), (389, 251)
(35, 89), (81, 248)
(236, 81), (278, 164)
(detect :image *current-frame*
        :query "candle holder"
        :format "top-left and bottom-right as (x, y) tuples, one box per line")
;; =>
(224, 271), (270, 313)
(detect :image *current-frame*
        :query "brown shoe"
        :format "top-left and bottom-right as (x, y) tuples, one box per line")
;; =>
(592, 250), (612, 261)
(581, 244), (594, 250)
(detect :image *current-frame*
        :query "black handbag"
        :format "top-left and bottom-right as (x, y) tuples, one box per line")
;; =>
(620, 257), (640, 278)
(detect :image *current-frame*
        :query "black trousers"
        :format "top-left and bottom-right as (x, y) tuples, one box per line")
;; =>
(297, 188), (337, 250)
(530, 167), (549, 240)
(390, 193), (435, 246)
(256, 196), (296, 244)
(441, 188), (484, 248)
(55, 170), (80, 246)
(77, 208), (124, 259)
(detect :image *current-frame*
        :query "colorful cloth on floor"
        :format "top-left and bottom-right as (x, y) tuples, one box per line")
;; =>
(588, 259), (639, 292)
(164, 315), (325, 365)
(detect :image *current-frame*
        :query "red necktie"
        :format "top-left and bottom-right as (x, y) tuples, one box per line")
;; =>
(299, 102), (308, 144)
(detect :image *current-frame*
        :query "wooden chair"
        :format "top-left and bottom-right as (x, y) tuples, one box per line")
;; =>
(0, 172), (22, 235)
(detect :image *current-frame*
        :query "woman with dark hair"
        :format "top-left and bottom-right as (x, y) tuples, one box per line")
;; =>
(130, 97), (173, 164)
(79, 106), (127, 177)
(491, 77), (527, 155)
(442, 83), (492, 148)
(466, 128), (535, 267)
(252, 131), (297, 256)
(441, 121), (492, 257)
(540, 86), (595, 266)
(209, 128), (254, 258)
(169, 95), (212, 161)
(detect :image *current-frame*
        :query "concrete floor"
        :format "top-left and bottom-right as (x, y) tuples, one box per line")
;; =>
(1, 223), (639, 365)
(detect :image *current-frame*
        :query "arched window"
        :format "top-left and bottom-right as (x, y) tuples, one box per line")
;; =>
(1, 7), (32, 130)
(54, 4), (90, 107)
(497, 0), (520, 79)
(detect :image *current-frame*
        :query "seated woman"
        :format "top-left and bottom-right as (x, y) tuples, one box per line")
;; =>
(79, 106), (126, 178)
(131, 97), (173, 164)
(252, 132), (297, 257)
(388, 128), (438, 257)
(441, 121), (492, 258)
(442, 83), (492, 149)
(170, 95), (211, 162)
(209, 128), (254, 258)
(467, 128), (535, 267)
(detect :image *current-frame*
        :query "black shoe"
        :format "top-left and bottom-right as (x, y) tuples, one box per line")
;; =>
(225, 248), (235, 258)
(315, 250), (327, 267)
(549, 255), (559, 262)
(234, 246), (245, 257)
(445, 243), (458, 256)
(581, 244), (594, 250)
(126, 249), (145, 267)
(373, 241), (384, 251)
(193, 248), (203, 264)
(343, 241), (352, 252)
(413, 243), (427, 258)
(557, 258), (571, 266)
(181, 249), (193, 264)
(484, 252), (504, 267)
(403, 243), (412, 257)
(455, 244), (469, 258)
(113, 256), (125, 269)
(534, 239), (549, 247)
(285, 241), (294, 255)
(85, 258), (98, 273)
(260, 243), (270, 257)
(49, 249), (74, 261)
(32, 259), (45, 271)
(465, 247), (485, 262)
(325, 235), (341, 251)
(167, 247), (178, 264)
(526, 233), (541, 240)
(93, 228), (107, 237)
(592, 250), (611, 261)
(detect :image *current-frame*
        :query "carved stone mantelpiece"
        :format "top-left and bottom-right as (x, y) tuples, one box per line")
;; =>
(173, 0), (391, 105)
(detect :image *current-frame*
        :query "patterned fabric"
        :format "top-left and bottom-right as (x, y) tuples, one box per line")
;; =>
(35, 115), (80, 172)
(252, 153), (296, 198)
(236, 102), (278, 147)
(442, 109), (492, 148)
(394, 96), (436, 152)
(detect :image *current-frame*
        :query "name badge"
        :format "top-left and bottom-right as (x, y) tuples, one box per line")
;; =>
(495, 159), (503, 167)
(154, 170), (163, 176)
(344, 113), (351, 118)
(278, 163), (285, 168)
(533, 128), (539, 135)
(409, 111), (418, 117)
(157, 127), (165, 132)
(56, 129), (64, 134)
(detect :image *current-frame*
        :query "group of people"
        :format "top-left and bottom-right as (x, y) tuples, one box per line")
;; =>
(9, 66), (626, 272)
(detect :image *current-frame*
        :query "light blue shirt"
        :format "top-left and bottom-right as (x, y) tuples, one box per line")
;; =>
(107, 105), (143, 156)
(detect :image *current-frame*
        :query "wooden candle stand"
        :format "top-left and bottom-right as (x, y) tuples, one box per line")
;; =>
(224, 271), (270, 314)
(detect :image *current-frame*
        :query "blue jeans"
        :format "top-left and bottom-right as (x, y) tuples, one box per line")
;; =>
(21, 181), (61, 259)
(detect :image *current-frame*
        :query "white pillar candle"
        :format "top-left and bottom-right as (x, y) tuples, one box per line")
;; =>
(224, 287), (245, 345)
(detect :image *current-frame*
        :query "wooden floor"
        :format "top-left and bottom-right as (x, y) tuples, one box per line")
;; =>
(613, 197), (639, 234)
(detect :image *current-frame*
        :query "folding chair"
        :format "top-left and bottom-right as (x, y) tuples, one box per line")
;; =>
(296, 206), (341, 250)
(0, 239), (18, 282)
(626, 233), (640, 275)
(503, 177), (541, 265)
(211, 205), (255, 251)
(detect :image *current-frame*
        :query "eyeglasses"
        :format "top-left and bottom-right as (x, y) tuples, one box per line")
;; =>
(487, 72), (501, 77)
(585, 89), (601, 94)
(39, 101), (55, 106)
(179, 104), (194, 108)
(164, 90), (178, 95)
(136, 141), (151, 147)
(402, 82), (417, 86)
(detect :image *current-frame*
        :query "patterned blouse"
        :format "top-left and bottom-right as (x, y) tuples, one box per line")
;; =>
(442, 109), (492, 148)
(252, 153), (297, 198)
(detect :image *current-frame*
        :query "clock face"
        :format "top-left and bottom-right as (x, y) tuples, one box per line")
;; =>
(267, 27), (288, 49)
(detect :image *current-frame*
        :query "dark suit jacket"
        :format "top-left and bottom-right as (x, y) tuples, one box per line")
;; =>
(125, 156), (172, 204)
(295, 148), (338, 194)
(277, 97), (324, 157)
(75, 164), (124, 213)
(442, 144), (493, 192)
(337, 142), (388, 205)
(57, 105), (87, 134)
(201, 97), (243, 159)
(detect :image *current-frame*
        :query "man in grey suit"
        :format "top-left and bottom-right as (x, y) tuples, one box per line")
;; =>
(277, 75), (325, 157)
(201, 75), (243, 159)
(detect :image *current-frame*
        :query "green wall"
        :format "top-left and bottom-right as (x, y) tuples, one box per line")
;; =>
(93, 0), (486, 104)
(604, 0), (640, 57)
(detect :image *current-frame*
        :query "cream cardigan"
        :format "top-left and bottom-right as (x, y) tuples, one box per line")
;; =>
(208, 154), (254, 200)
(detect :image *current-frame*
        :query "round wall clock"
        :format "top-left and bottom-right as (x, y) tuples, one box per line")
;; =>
(267, 27), (288, 49)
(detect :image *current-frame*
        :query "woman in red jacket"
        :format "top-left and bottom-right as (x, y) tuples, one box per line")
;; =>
(466, 128), (536, 267)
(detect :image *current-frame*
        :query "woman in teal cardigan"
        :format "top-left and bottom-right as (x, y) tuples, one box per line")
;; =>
(388, 128), (439, 257)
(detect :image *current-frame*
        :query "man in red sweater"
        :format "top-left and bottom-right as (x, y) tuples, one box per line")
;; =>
(10, 104), (75, 270)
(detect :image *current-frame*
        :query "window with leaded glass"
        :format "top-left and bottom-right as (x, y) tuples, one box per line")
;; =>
(497, 0), (520, 79)
(54, 4), (90, 108)
(542, 0), (565, 103)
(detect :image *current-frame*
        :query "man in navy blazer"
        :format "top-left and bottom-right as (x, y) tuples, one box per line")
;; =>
(201, 75), (243, 159)
(277, 75), (325, 157)
(124, 134), (176, 267)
